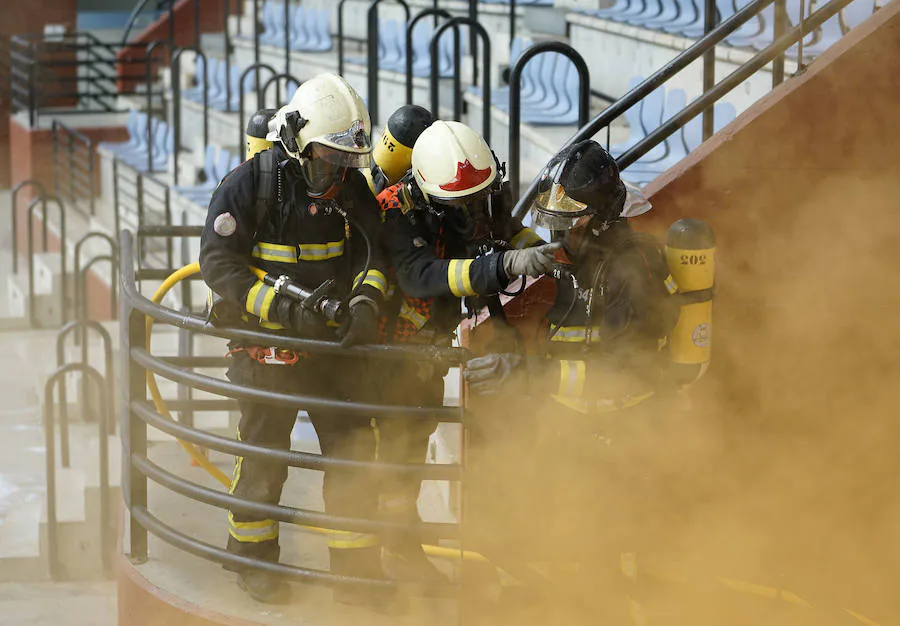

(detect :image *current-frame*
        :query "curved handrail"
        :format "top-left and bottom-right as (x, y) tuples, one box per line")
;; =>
(261, 72), (302, 109)
(366, 0), (411, 126)
(44, 363), (111, 580)
(10, 180), (47, 274)
(27, 195), (67, 328)
(119, 230), (468, 364)
(237, 62), (278, 152)
(56, 319), (115, 469)
(170, 46), (209, 186)
(508, 43), (590, 201)
(405, 7), (452, 105)
(430, 17), (492, 144)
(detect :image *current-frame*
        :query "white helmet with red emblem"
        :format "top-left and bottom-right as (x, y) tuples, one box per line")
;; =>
(411, 121), (497, 205)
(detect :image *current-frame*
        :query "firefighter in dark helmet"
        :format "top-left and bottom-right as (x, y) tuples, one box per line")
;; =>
(375, 120), (557, 581)
(199, 73), (393, 606)
(364, 104), (434, 195)
(463, 140), (682, 622)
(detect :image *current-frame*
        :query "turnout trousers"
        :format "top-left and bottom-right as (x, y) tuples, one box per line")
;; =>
(224, 349), (380, 573)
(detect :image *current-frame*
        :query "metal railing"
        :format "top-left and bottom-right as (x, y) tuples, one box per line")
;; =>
(26, 194), (68, 328)
(367, 0), (412, 126)
(406, 7), (453, 105)
(171, 46), (209, 186)
(52, 121), (96, 219)
(512, 0), (856, 217)
(119, 228), (466, 593)
(10, 180), (48, 275)
(44, 358), (113, 580)
(113, 164), (174, 269)
(237, 62), (277, 151)
(430, 18), (492, 144)
(9, 33), (141, 127)
(507, 43), (591, 201)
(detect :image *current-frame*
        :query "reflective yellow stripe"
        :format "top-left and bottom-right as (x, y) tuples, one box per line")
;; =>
(252, 241), (298, 263)
(228, 512), (279, 543)
(229, 428), (243, 495)
(663, 273), (679, 295)
(399, 300), (428, 330)
(557, 360), (586, 398)
(550, 326), (602, 343)
(447, 259), (475, 297)
(245, 280), (276, 320)
(259, 319), (287, 330)
(509, 227), (543, 249)
(354, 269), (388, 295)
(298, 240), (344, 261)
(327, 530), (379, 549)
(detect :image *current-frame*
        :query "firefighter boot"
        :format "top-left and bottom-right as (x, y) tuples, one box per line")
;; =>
(330, 547), (407, 614)
(236, 569), (292, 604)
(383, 539), (449, 584)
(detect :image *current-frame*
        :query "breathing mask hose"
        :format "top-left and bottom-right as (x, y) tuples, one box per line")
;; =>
(547, 265), (580, 341)
(333, 205), (372, 292)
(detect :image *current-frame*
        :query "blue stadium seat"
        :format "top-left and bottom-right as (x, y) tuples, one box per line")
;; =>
(522, 58), (584, 125)
(263, 1), (285, 41)
(628, 0), (665, 26)
(661, 0), (701, 34)
(380, 20), (406, 72)
(643, 0), (683, 28)
(99, 110), (144, 154)
(289, 5), (310, 50)
(410, 22), (456, 77)
(173, 144), (218, 198)
(842, 0), (875, 30)
(724, 0), (765, 47)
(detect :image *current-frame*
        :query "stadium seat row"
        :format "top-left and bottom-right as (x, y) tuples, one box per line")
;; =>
(182, 58), (275, 112)
(257, 3), (333, 52)
(345, 19), (461, 78)
(98, 110), (174, 173)
(579, 0), (875, 55)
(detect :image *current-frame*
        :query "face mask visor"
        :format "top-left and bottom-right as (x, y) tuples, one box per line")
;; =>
(529, 164), (590, 231)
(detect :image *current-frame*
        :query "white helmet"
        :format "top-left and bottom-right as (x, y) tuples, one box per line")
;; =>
(267, 73), (372, 197)
(411, 121), (497, 205)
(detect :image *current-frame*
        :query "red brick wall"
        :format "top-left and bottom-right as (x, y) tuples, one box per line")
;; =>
(0, 0), (78, 188)
(116, 0), (228, 93)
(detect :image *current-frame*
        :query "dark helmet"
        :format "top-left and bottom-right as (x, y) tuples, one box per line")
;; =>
(530, 140), (627, 230)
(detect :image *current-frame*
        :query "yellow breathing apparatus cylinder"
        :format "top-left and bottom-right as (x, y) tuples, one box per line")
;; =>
(245, 108), (277, 160)
(665, 218), (715, 386)
(371, 104), (434, 190)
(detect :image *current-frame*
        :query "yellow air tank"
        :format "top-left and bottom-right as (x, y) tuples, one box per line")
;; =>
(666, 218), (715, 386)
(245, 108), (277, 160)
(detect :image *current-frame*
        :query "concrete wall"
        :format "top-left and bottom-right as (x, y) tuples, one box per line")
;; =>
(629, 0), (900, 611)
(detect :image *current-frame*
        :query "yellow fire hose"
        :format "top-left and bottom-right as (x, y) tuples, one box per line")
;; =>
(146, 263), (486, 563)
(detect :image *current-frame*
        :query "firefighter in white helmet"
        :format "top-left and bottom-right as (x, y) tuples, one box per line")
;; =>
(373, 120), (557, 581)
(200, 73), (394, 607)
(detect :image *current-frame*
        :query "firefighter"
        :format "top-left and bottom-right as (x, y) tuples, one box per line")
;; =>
(376, 120), (557, 580)
(365, 104), (434, 195)
(463, 140), (682, 620)
(199, 74), (392, 606)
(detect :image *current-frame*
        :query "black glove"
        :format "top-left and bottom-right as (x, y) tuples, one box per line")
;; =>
(464, 353), (523, 395)
(338, 295), (380, 348)
(272, 298), (328, 338)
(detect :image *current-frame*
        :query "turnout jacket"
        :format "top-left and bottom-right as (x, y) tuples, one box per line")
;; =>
(378, 181), (544, 343)
(199, 145), (389, 335)
(538, 219), (681, 412)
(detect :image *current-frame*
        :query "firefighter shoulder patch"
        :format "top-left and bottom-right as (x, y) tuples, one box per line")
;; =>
(214, 212), (237, 237)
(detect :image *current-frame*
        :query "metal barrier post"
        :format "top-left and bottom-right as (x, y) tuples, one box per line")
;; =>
(11, 180), (47, 275)
(144, 40), (171, 173)
(468, 0), (478, 86)
(194, 0), (201, 49)
(261, 72), (302, 108)
(112, 160), (121, 238)
(510, 0), (516, 53)
(253, 0), (261, 93)
(508, 44), (589, 208)
(431, 18), (492, 143)
(338, 0), (351, 77)
(171, 47), (210, 186)
(702, 0), (718, 140)
(68, 132), (76, 204)
(121, 259), (149, 564)
(44, 363), (111, 579)
(406, 8), (452, 105)
(367, 0), (411, 126)
(223, 0), (233, 111)
(772, 0), (787, 86)
(27, 48), (36, 128)
(237, 63), (277, 149)
(52, 121), (60, 201)
(284, 0), (291, 76)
